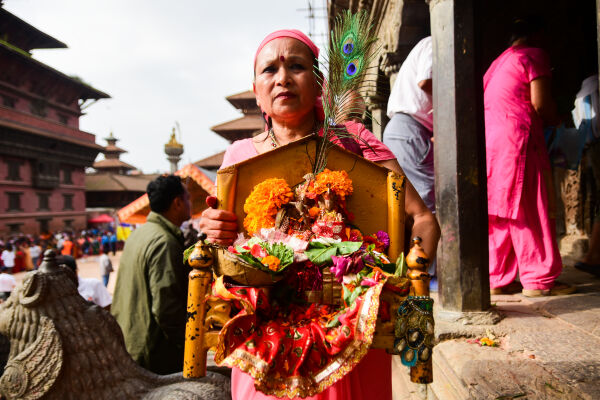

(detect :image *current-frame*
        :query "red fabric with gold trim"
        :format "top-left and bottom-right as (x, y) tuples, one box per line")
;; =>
(212, 281), (386, 398)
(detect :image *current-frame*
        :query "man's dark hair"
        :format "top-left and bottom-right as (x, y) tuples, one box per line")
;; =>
(147, 175), (185, 213)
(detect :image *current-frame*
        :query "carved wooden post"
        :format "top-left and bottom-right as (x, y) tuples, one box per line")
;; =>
(387, 171), (406, 263)
(406, 237), (433, 383)
(183, 239), (213, 378)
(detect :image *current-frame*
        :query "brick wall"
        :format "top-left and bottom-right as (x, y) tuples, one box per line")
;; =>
(0, 155), (88, 236)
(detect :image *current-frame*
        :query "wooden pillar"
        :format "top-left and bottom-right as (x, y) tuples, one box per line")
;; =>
(430, 0), (490, 312)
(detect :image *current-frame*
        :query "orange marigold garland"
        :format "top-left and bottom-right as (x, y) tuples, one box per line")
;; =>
(243, 178), (293, 235)
(307, 169), (353, 200)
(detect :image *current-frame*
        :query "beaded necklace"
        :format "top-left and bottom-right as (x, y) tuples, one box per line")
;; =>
(268, 124), (320, 149)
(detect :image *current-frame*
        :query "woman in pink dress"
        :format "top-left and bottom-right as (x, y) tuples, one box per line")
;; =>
(484, 16), (575, 297)
(200, 29), (440, 399)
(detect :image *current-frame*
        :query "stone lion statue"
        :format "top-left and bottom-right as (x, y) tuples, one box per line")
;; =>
(0, 250), (230, 400)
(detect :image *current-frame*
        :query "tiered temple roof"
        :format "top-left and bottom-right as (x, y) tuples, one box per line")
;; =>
(93, 132), (136, 174)
(210, 90), (264, 142)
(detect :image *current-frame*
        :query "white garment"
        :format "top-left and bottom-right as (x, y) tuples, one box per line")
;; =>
(386, 36), (433, 132)
(29, 245), (42, 259)
(99, 253), (113, 276)
(0, 273), (16, 292)
(572, 74), (599, 142)
(1, 250), (15, 268)
(78, 277), (112, 308)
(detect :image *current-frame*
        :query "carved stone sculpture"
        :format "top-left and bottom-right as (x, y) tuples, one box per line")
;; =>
(0, 250), (231, 400)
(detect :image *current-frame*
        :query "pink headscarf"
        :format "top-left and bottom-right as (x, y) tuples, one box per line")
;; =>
(253, 29), (324, 125)
(254, 29), (320, 70)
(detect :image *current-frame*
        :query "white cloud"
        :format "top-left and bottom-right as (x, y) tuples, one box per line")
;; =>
(4, 0), (329, 173)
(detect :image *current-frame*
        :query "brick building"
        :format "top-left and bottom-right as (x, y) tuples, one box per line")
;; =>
(0, 7), (109, 236)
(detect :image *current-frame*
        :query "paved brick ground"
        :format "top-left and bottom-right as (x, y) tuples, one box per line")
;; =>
(395, 266), (600, 400)
(15, 254), (600, 399)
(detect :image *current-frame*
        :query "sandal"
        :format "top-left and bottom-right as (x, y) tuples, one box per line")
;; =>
(522, 281), (576, 297)
(574, 262), (600, 278)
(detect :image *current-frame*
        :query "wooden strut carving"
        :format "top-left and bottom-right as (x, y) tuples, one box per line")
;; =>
(0, 249), (231, 400)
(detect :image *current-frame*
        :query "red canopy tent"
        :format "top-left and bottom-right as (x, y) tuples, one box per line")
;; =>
(88, 213), (114, 224)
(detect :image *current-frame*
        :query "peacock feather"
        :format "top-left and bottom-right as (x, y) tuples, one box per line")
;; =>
(313, 10), (379, 174)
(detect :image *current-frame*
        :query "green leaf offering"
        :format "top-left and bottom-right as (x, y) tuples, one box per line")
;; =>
(263, 242), (294, 268)
(394, 252), (407, 277)
(305, 241), (363, 265)
(305, 243), (339, 265)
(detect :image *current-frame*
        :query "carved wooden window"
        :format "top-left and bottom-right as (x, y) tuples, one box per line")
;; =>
(63, 168), (73, 184)
(2, 95), (15, 108)
(30, 99), (48, 117)
(6, 223), (22, 234)
(37, 218), (50, 234)
(6, 160), (21, 181)
(63, 194), (74, 210)
(37, 192), (50, 211)
(6, 192), (23, 212)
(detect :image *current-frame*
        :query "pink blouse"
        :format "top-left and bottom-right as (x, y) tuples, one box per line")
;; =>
(483, 45), (552, 219)
(221, 121), (395, 168)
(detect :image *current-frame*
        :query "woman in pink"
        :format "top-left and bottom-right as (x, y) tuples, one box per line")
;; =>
(200, 29), (440, 399)
(484, 17), (574, 297)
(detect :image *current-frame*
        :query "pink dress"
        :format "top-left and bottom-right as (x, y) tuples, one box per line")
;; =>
(220, 121), (395, 400)
(484, 45), (562, 290)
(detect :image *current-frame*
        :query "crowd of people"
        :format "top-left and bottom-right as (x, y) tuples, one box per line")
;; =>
(0, 228), (121, 307)
(0, 228), (122, 274)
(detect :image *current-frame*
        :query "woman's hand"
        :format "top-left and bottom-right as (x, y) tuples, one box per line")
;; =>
(199, 196), (239, 245)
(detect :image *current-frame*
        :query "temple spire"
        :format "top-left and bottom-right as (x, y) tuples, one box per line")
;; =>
(164, 127), (184, 173)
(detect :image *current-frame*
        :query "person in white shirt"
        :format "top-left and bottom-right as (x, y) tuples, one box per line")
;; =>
(0, 267), (16, 301)
(1, 245), (16, 273)
(56, 255), (112, 309)
(29, 242), (42, 269)
(99, 253), (113, 287)
(383, 36), (437, 290)
(383, 36), (434, 212)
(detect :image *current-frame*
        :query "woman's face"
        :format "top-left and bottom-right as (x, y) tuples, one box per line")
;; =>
(254, 37), (321, 125)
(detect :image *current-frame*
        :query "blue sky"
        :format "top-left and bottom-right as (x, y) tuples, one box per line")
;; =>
(4, 0), (329, 173)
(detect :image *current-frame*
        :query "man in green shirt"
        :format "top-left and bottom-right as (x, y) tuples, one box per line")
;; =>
(112, 175), (191, 374)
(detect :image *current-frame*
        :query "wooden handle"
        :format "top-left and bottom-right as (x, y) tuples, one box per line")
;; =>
(183, 241), (214, 378)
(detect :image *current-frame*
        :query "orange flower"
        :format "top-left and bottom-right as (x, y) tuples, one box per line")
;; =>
(261, 255), (281, 271)
(243, 178), (293, 234)
(308, 206), (321, 219)
(479, 337), (497, 347)
(308, 169), (353, 199)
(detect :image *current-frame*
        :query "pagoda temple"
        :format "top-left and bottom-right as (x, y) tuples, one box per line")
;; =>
(194, 90), (263, 175)
(0, 6), (109, 236)
(92, 132), (136, 175)
(209, 90), (264, 142)
(86, 132), (157, 211)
